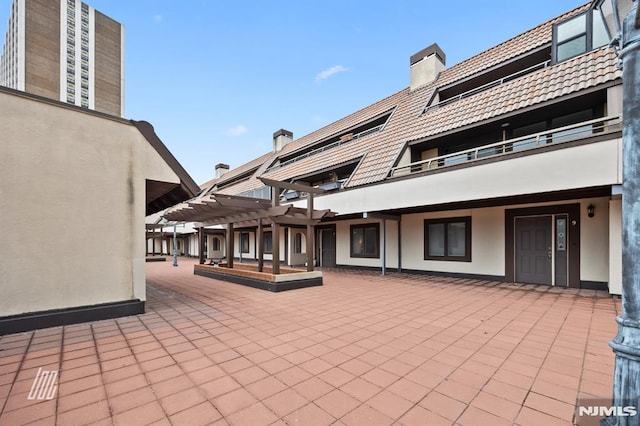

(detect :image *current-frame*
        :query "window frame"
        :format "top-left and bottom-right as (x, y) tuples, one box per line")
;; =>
(350, 223), (380, 259)
(552, 10), (606, 64)
(423, 217), (472, 262)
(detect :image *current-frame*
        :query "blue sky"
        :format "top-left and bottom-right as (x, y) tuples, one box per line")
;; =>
(1, 0), (586, 185)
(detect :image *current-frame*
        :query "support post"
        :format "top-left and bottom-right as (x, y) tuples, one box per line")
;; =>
(603, 4), (640, 425)
(381, 219), (386, 276)
(272, 223), (280, 274)
(271, 186), (280, 275)
(226, 223), (234, 268)
(257, 219), (264, 272)
(239, 232), (243, 263)
(398, 217), (402, 273)
(172, 223), (178, 267)
(307, 192), (314, 271)
(198, 227), (205, 264)
(152, 227), (156, 256)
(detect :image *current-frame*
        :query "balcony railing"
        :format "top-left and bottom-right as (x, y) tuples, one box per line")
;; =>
(388, 116), (622, 178)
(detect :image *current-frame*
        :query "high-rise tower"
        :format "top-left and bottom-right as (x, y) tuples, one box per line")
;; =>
(0, 0), (124, 116)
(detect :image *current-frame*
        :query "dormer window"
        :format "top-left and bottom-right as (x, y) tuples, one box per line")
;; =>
(553, 10), (609, 63)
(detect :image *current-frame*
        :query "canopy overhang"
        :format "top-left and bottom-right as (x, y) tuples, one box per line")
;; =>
(164, 179), (335, 276)
(164, 194), (334, 226)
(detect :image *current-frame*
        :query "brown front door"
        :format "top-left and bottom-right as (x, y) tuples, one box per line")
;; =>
(515, 216), (552, 285)
(320, 228), (336, 267)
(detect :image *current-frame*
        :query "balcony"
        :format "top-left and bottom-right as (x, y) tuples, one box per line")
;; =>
(389, 116), (622, 178)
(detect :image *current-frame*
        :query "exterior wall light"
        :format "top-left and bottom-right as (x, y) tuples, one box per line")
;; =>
(588, 204), (596, 218)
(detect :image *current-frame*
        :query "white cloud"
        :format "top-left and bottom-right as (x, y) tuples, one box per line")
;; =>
(315, 65), (349, 83)
(153, 14), (163, 23)
(224, 125), (248, 136)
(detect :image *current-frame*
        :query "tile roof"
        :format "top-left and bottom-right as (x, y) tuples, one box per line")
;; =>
(275, 90), (406, 159)
(199, 2), (619, 194)
(400, 48), (621, 143)
(435, 3), (591, 88)
(200, 151), (274, 193)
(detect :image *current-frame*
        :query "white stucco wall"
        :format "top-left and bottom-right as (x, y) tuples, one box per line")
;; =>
(209, 234), (225, 259)
(0, 91), (179, 317)
(324, 197), (613, 285)
(579, 198), (610, 283)
(313, 139), (621, 216)
(335, 219), (399, 269)
(288, 229), (307, 266)
(401, 208), (505, 276)
(608, 198), (622, 295)
(234, 231), (254, 259)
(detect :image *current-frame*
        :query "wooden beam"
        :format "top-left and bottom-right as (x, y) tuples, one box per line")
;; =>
(196, 206), (291, 226)
(269, 216), (321, 226)
(260, 177), (326, 194)
(208, 195), (272, 209)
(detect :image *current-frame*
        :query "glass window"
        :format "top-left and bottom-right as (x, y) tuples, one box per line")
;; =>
(293, 233), (303, 254)
(592, 11), (610, 48)
(350, 223), (380, 258)
(557, 36), (587, 62)
(554, 11), (608, 63)
(447, 222), (467, 257)
(428, 223), (445, 256)
(240, 233), (249, 253)
(264, 231), (273, 254)
(424, 217), (471, 261)
(557, 14), (586, 41)
(211, 236), (221, 251)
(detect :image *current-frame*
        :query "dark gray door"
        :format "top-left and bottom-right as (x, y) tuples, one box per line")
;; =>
(320, 228), (336, 267)
(515, 216), (552, 285)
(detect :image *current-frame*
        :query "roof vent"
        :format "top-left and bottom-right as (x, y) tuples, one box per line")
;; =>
(410, 43), (446, 91)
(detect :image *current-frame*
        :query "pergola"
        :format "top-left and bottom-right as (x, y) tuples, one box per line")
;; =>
(164, 178), (334, 274)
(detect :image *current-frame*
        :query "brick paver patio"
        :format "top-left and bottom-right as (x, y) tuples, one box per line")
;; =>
(0, 258), (620, 425)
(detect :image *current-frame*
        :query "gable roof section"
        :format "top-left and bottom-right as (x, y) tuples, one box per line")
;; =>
(133, 121), (201, 215)
(215, 151), (279, 196)
(200, 151), (274, 192)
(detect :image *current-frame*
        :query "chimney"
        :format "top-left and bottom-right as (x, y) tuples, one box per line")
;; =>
(215, 163), (229, 178)
(410, 43), (445, 91)
(273, 129), (293, 152)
